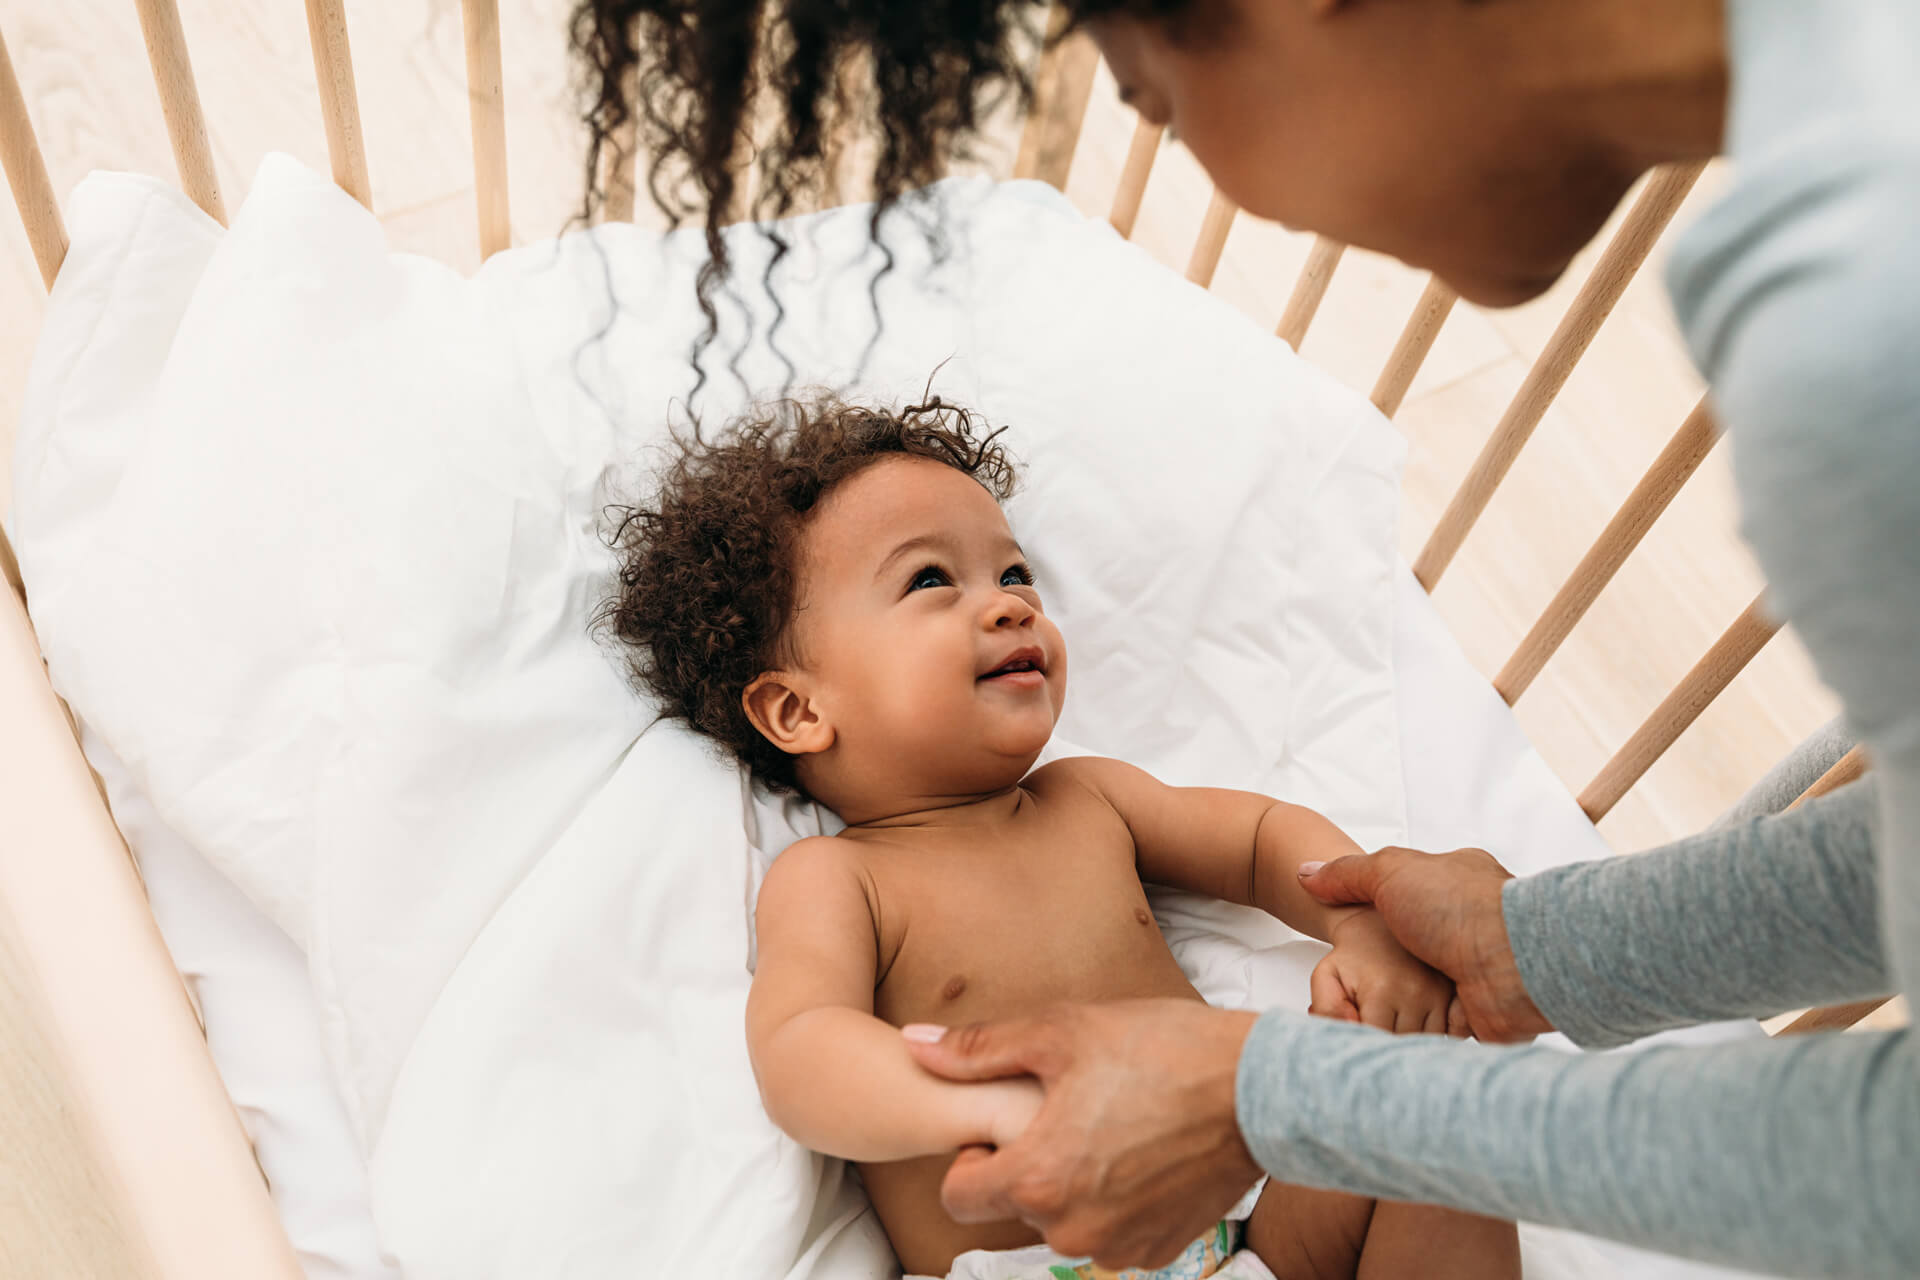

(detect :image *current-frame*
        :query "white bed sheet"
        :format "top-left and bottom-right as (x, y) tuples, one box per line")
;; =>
(114, 564), (1763, 1280)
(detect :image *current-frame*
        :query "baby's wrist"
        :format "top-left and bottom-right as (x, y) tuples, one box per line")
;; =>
(969, 1076), (1044, 1150)
(1325, 904), (1381, 942)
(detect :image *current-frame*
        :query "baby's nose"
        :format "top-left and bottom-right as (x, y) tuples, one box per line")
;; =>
(986, 592), (1035, 628)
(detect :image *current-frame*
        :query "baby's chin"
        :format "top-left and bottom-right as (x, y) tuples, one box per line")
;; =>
(929, 740), (1051, 794)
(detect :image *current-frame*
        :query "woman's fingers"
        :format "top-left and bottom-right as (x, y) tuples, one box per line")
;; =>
(905, 1013), (1071, 1083)
(940, 1145), (1023, 1224)
(1296, 851), (1392, 906)
(1447, 995), (1473, 1038)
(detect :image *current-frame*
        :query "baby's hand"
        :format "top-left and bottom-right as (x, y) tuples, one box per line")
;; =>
(1311, 911), (1469, 1036)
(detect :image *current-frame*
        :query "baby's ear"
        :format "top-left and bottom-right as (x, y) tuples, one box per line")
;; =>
(742, 672), (834, 757)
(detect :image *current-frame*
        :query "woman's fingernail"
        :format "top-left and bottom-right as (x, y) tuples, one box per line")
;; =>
(1297, 861), (1326, 877)
(901, 1023), (948, 1044)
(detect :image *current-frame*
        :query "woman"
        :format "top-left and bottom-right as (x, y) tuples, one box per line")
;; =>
(571, 1), (1920, 1274)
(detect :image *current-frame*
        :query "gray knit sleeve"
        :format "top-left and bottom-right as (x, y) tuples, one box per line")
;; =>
(1501, 781), (1890, 1049)
(1236, 1011), (1920, 1277)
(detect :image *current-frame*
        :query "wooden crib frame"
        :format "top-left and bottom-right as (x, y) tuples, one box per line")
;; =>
(0, 3), (1884, 1276)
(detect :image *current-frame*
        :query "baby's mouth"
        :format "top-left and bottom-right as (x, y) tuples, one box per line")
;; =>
(979, 648), (1047, 684)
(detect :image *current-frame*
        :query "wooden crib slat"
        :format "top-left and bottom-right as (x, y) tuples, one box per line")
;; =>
(602, 107), (638, 223)
(1014, 8), (1099, 191)
(132, 0), (226, 225)
(0, 26), (67, 290)
(1275, 236), (1346, 349)
(1786, 744), (1868, 810)
(1412, 161), (1705, 591)
(1369, 275), (1458, 417)
(1578, 592), (1777, 822)
(1776, 997), (1891, 1036)
(303, 0), (371, 210)
(1184, 187), (1236, 287)
(1496, 398), (1721, 703)
(1107, 116), (1162, 239)
(459, 0), (511, 259)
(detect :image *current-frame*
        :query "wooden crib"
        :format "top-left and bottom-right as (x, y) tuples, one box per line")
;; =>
(0, 2), (1886, 1275)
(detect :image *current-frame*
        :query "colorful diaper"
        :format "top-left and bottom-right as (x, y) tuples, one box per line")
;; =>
(940, 1219), (1276, 1280)
(1041, 1218), (1269, 1280)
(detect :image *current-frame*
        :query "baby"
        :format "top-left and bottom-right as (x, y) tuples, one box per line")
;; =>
(603, 396), (1520, 1280)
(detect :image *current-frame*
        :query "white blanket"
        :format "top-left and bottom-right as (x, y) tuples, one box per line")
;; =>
(15, 157), (1411, 1277)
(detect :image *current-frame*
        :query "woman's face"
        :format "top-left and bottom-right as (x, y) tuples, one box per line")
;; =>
(1086, 1), (1643, 306)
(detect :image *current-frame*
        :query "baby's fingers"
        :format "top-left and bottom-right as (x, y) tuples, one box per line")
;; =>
(1309, 957), (1360, 1023)
(1447, 995), (1472, 1039)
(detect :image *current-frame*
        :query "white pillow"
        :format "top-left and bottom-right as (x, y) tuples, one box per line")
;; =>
(14, 155), (1405, 1277)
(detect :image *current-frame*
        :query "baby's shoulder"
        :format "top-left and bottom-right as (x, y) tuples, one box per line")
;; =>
(1025, 754), (1160, 807)
(758, 835), (875, 912)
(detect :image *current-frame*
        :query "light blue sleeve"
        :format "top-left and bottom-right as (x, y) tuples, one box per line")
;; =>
(1235, 1012), (1920, 1277)
(1503, 782), (1890, 1049)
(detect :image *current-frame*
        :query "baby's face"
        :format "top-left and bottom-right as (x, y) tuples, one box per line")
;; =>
(786, 455), (1067, 800)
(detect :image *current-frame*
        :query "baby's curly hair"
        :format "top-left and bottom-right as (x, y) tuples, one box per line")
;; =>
(598, 394), (1018, 791)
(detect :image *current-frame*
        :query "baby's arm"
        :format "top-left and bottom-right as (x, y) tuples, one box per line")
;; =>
(1062, 758), (1460, 1032)
(1058, 757), (1366, 942)
(747, 837), (1041, 1163)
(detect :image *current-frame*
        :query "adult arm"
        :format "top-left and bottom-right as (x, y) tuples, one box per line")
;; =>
(1505, 780), (1889, 1047)
(1298, 782), (1890, 1046)
(1237, 1010), (1920, 1277)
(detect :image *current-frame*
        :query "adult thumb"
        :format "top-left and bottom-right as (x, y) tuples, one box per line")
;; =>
(1297, 852), (1383, 906)
(902, 1016), (1061, 1083)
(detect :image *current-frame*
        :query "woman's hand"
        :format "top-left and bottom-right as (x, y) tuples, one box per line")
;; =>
(903, 1000), (1264, 1271)
(1296, 847), (1552, 1043)
(1311, 910), (1471, 1035)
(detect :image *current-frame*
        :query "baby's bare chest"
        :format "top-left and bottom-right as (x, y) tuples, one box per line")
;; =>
(860, 807), (1199, 1028)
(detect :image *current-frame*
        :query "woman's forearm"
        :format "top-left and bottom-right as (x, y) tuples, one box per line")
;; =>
(1238, 1012), (1920, 1277)
(755, 1007), (1035, 1163)
(1504, 781), (1889, 1048)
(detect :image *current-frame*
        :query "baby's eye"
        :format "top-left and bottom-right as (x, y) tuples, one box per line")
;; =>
(908, 565), (951, 592)
(1001, 563), (1035, 588)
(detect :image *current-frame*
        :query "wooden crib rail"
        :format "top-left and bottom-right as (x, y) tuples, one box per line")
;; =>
(1413, 160), (1706, 591)
(1275, 236), (1347, 350)
(0, 25), (66, 289)
(1369, 276), (1459, 418)
(132, 0), (226, 224)
(1578, 595), (1780, 822)
(1014, 9), (1100, 189)
(1184, 187), (1237, 287)
(1107, 117), (1163, 238)
(602, 92), (640, 223)
(304, 0), (372, 210)
(1496, 399), (1722, 703)
(460, 0), (512, 258)
(0, 586), (303, 1279)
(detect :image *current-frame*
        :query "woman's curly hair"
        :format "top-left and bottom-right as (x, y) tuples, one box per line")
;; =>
(568, 0), (1193, 387)
(597, 394), (1017, 792)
